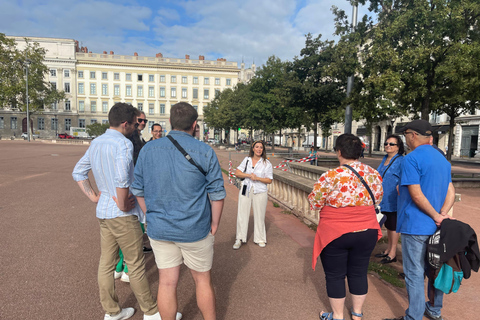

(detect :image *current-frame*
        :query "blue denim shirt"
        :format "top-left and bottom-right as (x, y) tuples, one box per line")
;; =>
(131, 130), (226, 243)
(377, 154), (403, 212)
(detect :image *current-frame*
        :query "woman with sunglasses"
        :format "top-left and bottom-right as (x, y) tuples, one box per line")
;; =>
(309, 134), (383, 320)
(374, 134), (405, 264)
(233, 140), (273, 249)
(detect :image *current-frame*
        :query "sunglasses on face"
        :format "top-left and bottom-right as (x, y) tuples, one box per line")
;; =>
(137, 118), (148, 123)
(384, 142), (398, 146)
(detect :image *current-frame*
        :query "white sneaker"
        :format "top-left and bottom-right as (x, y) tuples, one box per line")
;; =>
(114, 271), (122, 279)
(233, 240), (242, 250)
(258, 242), (266, 248)
(104, 307), (135, 320)
(143, 312), (183, 320)
(120, 272), (130, 283)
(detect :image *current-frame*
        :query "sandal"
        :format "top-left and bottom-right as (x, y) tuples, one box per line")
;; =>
(319, 311), (344, 320)
(351, 309), (363, 319)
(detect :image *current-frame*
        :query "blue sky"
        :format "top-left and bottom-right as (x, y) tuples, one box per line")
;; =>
(0, 0), (371, 67)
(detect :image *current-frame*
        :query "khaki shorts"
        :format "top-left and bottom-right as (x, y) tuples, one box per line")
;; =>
(149, 233), (214, 272)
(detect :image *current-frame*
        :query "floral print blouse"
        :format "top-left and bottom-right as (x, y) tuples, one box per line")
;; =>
(308, 161), (383, 210)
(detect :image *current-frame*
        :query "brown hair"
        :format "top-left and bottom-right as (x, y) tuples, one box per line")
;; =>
(249, 140), (267, 160)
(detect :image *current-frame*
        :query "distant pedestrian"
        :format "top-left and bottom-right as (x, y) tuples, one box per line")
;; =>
(233, 140), (273, 249)
(148, 123), (162, 141)
(72, 102), (167, 320)
(384, 120), (454, 320)
(309, 133), (383, 320)
(132, 102), (225, 320)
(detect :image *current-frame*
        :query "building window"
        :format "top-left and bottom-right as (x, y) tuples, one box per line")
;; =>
(11, 117), (17, 129)
(0, 117), (4, 129)
(138, 74), (143, 81)
(149, 74), (154, 82)
(102, 84), (108, 95)
(65, 119), (71, 130)
(91, 101), (96, 113)
(182, 88), (187, 98)
(51, 102), (58, 110)
(90, 83), (96, 95)
(171, 87), (176, 98)
(64, 82), (70, 93)
(50, 69), (56, 77)
(64, 69), (70, 78)
(90, 71), (95, 79)
(171, 75), (176, 83)
(126, 85), (132, 96)
(126, 73), (131, 81)
(102, 72), (107, 80)
(138, 103), (143, 111)
(78, 83), (84, 94)
(102, 101), (108, 113)
(215, 89), (220, 97)
(160, 75), (165, 82)
(51, 118), (58, 131)
(78, 71), (84, 78)
(91, 119), (97, 124)
(114, 84), (120, 96)
(137, 85), (143, 97)
(215, 78), (220, 85)
(204, 89), (209, 99)
(193, 105), (198, 111)
(79, 101), (85, 112)
(193, 88), (198, 99)
(226, 78), (231, 85)
(160, 104), (165, 114)
(114, 73), (120, 80)
(38, 118), (45, 130)
(182, 76), (187, 84)
(79, 119), (86, 128)
(65, 100), (71, 111)
(149, 103), (154, 115)
(204, 77), (209, 85)
(193, 76), (198, 84)
(50, 82), (56, 90)
(102, 119), (108, 124)
(160, 87), (165, 97)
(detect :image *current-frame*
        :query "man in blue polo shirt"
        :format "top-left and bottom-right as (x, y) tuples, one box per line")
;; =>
(132, 102), (226, 320)
(384, 120), (455, 320)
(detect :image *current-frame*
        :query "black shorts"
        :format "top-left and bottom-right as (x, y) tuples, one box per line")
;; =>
(383, 211), (397, 231)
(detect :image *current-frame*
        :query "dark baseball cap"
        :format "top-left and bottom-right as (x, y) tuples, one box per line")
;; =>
(400, 119), (433, 136)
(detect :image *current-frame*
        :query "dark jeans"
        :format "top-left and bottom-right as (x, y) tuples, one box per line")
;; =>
(320, 229), (378, 298)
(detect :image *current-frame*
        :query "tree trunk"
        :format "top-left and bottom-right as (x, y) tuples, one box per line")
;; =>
(446, 112), (456, 161)
(313, 121), (318, 149)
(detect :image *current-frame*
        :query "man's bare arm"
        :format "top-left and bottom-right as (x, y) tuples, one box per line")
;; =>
(408, 184), (451, 226)
(77, 179), (100, 203)
(136, 196), (147, 214)
(210, 199), (224, 236)
(440, 182), (455, 216)
(112, 187), (135, 212)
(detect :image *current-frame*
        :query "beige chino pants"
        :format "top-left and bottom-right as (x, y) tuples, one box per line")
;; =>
(98, 215), (158, 316)
(236, 187), (268, 243)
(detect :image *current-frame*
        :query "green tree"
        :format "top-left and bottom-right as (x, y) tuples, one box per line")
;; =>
(86, 122), (110, 137)
(0, 34), (65, 112)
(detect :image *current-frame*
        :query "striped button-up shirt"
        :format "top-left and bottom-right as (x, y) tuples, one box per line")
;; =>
(72, 129), (144, 222)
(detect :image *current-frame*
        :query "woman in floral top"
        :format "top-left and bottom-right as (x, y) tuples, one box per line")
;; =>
(308, 134), (383, 320)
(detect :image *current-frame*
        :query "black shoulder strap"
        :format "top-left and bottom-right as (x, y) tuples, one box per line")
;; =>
(167, 135), (206, 176)
(343, 164), (375, 205)
(244, 159), (249, 172)
(381, 154), (399, 179)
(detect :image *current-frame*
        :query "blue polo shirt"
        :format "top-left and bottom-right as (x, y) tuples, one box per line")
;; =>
(131, 130), (226, 243)
(397, 144), (451, 235)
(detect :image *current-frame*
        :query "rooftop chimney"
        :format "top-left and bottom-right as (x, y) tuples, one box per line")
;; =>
(110, 51), (114, 55)
(156, 53), (163, 58)
(134, 52), (138, 56)
(199, 55), (205, 60)
(103, 51), (107, 54)
(185, 54), (190, 59)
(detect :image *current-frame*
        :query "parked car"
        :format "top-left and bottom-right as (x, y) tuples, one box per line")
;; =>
(21, 132), (40, 139)
(58, 133), (74, 139)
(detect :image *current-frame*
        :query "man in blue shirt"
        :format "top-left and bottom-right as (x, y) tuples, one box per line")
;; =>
(384, 120), (455, 320)
(132, 102), (226, 320)
(73, 103), (168, 320)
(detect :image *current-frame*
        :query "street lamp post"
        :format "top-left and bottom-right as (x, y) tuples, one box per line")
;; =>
(25, 59), (31, 142)
(344, 5), (358, 135)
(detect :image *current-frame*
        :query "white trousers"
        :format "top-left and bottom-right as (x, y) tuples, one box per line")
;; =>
(236, 187), (268, 243)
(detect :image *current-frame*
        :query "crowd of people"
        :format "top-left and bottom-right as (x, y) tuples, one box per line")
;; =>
(72, 103), (457, 320)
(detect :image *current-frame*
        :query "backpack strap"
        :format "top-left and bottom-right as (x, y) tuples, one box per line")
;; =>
(167, 135), (206, 176)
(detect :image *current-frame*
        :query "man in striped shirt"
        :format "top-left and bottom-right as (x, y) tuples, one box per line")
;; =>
(73, 103), (173, 320)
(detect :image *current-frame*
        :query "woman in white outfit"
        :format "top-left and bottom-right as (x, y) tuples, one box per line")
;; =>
(233, 140), (273, 249)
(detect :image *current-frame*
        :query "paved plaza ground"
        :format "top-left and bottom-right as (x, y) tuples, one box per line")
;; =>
(1, 140), (479, 319)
